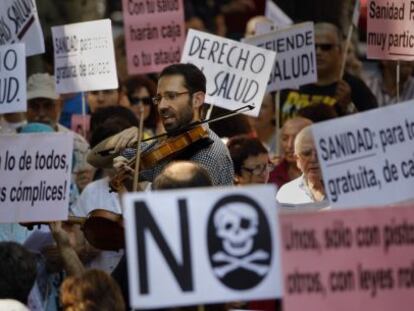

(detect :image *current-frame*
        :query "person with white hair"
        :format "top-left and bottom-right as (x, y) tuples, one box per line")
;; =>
(276, 125), (329, 209)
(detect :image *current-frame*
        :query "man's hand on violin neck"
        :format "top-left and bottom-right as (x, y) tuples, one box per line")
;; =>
(114, 126), (139, 153)
(113, 156), (134, 175)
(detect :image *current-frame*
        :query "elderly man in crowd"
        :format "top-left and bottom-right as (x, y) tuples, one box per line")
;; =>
(276, 125), (329, 210)
(26, 73), (93, 197)
(269, 117), (312, 188)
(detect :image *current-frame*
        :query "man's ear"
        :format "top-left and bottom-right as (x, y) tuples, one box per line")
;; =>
(192, 91), (205, 109)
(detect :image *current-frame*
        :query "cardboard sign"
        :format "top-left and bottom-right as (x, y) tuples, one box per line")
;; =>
(280, 203), (414, 311)
(0, 133), (73, 223)
(0, 43), (26, 113)
(181, 29), (277, 117)
(122, 0), (185, 74)
(367, 0), (414, 60)
(312, 100), (414, 208)
(51, 19), (118, 94)
(244, 22), (317, 92)
(265, 0), (293, 28)
(0, 0), (45, 56)
(123, 185), (281, 309)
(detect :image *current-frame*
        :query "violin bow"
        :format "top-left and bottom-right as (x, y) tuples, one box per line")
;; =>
(97, 104), (255, 156)
(132, 105), (145, 192)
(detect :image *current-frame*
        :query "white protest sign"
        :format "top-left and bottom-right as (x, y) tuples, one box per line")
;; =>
(51, 19), (118, 94)
(0, 132), (73, 223)
(0, 0), (45, 56)
(367, 0), (414, 60)
(265, 0), (293, 28)
(181, 29), (276, 117)
(123, 185), (281, 309)
(312, 100), (414, 208)
(0, 43), (26, 113)
(244, 22), (317, 92)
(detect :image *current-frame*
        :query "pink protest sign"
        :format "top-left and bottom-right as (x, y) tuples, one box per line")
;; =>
(122, 0), (185, 74)
(279, 203), (414, 311)
(71, 114), (90, 140)
(367, 0), (414, 60)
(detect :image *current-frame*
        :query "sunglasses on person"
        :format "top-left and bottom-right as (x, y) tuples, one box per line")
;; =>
(314, 43), (338, 51)
(128, 96), (153, 106)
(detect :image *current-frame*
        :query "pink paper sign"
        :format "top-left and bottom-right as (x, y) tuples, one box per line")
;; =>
(71, 114), (90, 140)
(279, 204), (414, 311)
(122, 0), (186, 74)
(367, 0), (414, 60)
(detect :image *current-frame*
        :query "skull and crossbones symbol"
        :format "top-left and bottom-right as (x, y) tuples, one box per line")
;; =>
(212, 203), (270, 278)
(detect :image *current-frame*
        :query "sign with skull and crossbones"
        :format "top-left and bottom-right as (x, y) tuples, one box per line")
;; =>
(207, 195), (272, 290)
(122, 186), (280, 309)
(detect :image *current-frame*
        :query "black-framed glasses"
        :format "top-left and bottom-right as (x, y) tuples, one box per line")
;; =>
(152, 91), (190, 105)
(241, 162), (275, 176)
(315, 43), (337, 51)
(128, 96), (152, 106)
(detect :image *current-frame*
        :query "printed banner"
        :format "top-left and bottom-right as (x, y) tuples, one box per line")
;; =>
(280, 204), (414, 311)
(122, 0), (185, 74)
(123, 185), (281, 309)
(181, 29), (277, 117)
(312, 100), (414, 208)
(52, 19), (118, 94)
(367, 0), (414, 60)
(244, 22), (317, 92)
(0, 133), (73, 223)
(0, 0), (45, 56)
(0, 43), (26, 113)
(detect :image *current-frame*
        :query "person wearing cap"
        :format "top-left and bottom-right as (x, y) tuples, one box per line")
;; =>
(26, 73), (93, 196)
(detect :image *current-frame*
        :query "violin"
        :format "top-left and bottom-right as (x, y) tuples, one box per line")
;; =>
(110, 124), (208, 192)
(20, 210), (125, 251)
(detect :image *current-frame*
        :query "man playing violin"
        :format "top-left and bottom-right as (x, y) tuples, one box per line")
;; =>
(88, 63), (234, 186)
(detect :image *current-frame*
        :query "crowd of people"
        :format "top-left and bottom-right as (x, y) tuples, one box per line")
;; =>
(0, 0), (411, 310)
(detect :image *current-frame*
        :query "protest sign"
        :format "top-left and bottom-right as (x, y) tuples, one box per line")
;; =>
(122, 0), (185, 74)
(265, 0), (293, 28)
(123, 185), (281, 309)
(51, 19), (118, 94)
(280, 203), (414, 311)
(0, 43), (26, 113)
(181, 29), (276, 116)
(367, 0), (414, 60)
(244, 22), (317, 92)
(0, 0), (44, 56)
(312, 100), (414, 208)
(0, 132), (73, 223)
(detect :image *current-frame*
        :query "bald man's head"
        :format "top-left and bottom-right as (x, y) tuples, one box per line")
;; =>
(281, 117), (313, 163)
(294, 125), (322, 183)
(245, 15), (273, 37)
(153, 161), (213, 190)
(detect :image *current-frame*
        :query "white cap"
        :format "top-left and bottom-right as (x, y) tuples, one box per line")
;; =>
(27, 73), (59, 101)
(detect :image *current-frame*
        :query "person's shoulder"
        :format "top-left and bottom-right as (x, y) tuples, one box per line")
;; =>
(276, 176), (306, 203)
(343, 72), (370, 89)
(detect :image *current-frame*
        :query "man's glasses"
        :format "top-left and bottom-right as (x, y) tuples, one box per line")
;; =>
(315, 43), (337, 51)
(152, 91), (190, 105)
(242, 163), (275, 176)
(128, 96), (152, 106)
